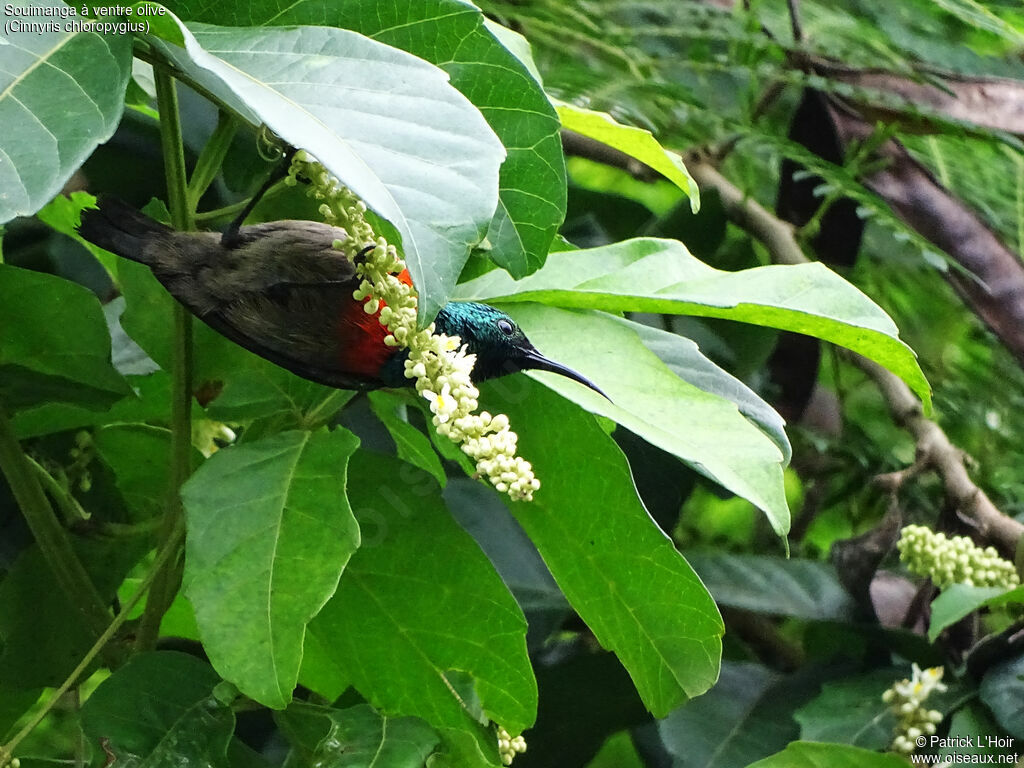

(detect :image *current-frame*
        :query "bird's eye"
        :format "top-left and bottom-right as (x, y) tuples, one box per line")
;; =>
(497, 319), (515, 335)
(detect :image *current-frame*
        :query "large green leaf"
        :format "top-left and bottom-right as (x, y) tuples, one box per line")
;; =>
(181, 429), (361, 709)
(158, 0), (565, 278)
(0, 0), (132, 224)
(276, 702), (441, 768)
(485, 377), (724, 717)
(556, 103), (699, 211)
(684, 553), (857, 620)
(939, 704), (1009, 761)
(0, 538), (144, 689)
(658, 662), (798, 768)
(793, 671), (897, 749)
(627, 318), (790, 460)
(80, 651), (234, 765)
(12, 370), (170, 439)
(456, 238), (931, 410)
(501, 305), (790, 535)
(368, 391), (446, 487)
(928, 584), (1024, 642)
(747, 742), (910, 768)
(979, 654), (1024, 738)
(303, 452), (534, 767)
(443, 477), (569, 633)
(95, 424), (175, 522)
(0, 265), (130, 411)
(148, 19), (504, 322)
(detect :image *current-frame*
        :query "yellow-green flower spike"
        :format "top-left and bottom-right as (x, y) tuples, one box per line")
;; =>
(897, 525), (1020, 590)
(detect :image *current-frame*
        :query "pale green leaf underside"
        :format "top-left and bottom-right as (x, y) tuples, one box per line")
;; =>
(457, 238), (931, 410)
(0, 0), (131, 224)
(502, 305), (790, 536)
(556, 103), (699, 211)
(150, 18), (505, 321)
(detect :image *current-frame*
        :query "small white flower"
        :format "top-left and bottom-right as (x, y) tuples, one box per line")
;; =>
(422, 383), (457, 424)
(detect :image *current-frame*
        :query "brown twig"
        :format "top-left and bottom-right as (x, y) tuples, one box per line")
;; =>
(686, 156), (1024, 556)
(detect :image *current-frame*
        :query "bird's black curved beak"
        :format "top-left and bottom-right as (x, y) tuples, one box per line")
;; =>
(519, 348), (610, 400)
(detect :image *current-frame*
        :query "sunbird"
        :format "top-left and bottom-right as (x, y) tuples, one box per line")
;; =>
(78, 197), (604, 395)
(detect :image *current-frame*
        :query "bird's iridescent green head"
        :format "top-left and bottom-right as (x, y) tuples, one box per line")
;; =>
(436, 302), (606, 396)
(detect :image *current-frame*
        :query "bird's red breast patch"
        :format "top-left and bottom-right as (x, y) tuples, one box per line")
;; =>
(336, 268), (413, 380)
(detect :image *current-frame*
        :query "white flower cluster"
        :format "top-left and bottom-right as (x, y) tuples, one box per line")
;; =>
(496, 725), (527, 766)
(882, 664), (946, 755)
(287, 153), (540, 501)
(897, 525), (1020, 590)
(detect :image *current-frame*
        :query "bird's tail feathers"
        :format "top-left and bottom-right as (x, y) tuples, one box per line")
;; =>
(77, 196), (171, 263)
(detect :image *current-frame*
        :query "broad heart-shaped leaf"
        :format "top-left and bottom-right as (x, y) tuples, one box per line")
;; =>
(684, 553), (857, 620)
(276, 701), (440, 768)
(456, 238), (931, 411)
(499, 305), (790, 536)
(0, 265), (130, 411)
(149, 20), (504, 323)
(181, 429), (361, 709)
(80, 651), (234, 765)
(928, 584), (1024, 642)
(747, 742), (910, 768)
(0, 0), (131, 224)
(161, 0), (565, 278)
(556, 103), (699, 212)
(482, 377), (724, 717)
(302, 452), (534, 767)
(658, 662), (798, 768)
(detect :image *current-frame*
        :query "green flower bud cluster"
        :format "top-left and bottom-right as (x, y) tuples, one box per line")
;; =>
(67, 430), (94, 493)
(897, 524), (1020, 589)
(288, 153), (540, 501)
(882, 664), (946, 755)
(496, 725), (527, 766)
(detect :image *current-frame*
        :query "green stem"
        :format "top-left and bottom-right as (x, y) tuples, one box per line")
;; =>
(27, 456), (89, 525)
(194, 177), (288, 224)
(188, 111), (238, 211)
(136, 68), (195, 651)
(0, 408), (113, 646)
(0, 524), (183, 764)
